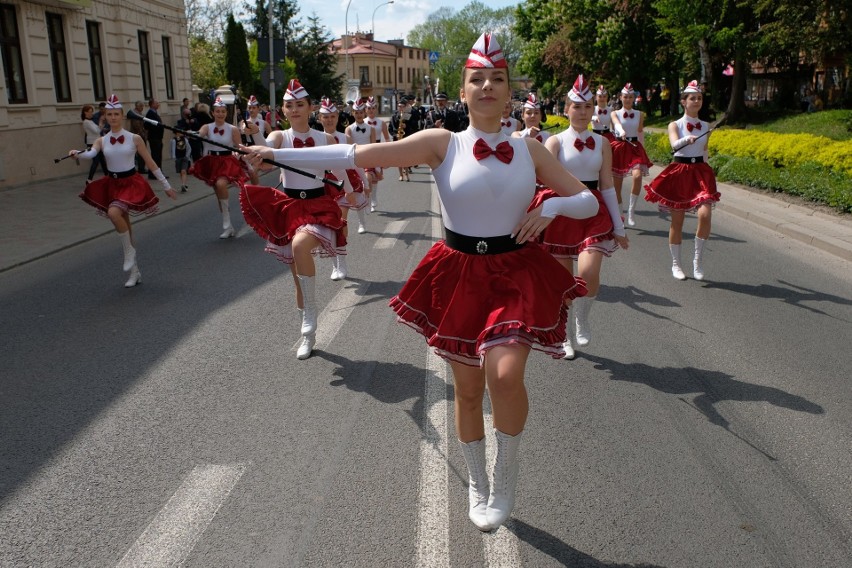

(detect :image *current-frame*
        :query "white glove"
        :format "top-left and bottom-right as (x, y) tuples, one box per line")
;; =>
(272, 143), (356, 171)
(540, 189), (599, 219)
(600, 187), (626, 236)
(150, 168), (172, 192)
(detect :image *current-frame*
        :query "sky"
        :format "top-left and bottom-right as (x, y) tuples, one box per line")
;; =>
(306, 0), (521, 44)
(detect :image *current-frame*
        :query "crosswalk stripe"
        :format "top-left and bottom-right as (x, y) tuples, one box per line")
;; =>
(374, 220), (410, 249)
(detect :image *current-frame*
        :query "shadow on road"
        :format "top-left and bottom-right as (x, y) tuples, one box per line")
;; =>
(506, 518), (668, 567)
(702, 278), (852, 318)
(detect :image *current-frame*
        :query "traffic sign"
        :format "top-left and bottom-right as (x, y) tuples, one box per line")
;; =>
(261, 64), (285, 86)
(429, 51), (440, 64)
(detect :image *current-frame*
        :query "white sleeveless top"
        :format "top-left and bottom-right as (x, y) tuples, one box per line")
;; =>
(280, 128), (328, 189)
(366, 117), (387, 141)
(519, 127), (550, 143)
(555, 128), (603, 184)
(500, 117), (520, 136)
(616, 109), (641, 137)
(593, 105), (613, 131)
(203, 122), (237, 154)
(431, 127), (536, 237)
(242, 115), (269, 146)
(101, 129), (137, 172)
(673, 116), (709, 158)
(349, 121), (372, 145)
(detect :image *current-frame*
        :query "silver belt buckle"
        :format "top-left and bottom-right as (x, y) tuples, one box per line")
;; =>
(476, 240), (488, 254)
(111, 172), (119, 178)
(690, 157), (697, 163)
(299, 190), (307, 199)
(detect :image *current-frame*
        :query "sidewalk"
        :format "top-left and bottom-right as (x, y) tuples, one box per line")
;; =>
(1, 160), (851, 273)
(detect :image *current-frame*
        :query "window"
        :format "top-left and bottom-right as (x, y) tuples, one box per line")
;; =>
(398, 67), (402, 83)
(409, 49), (413, 59)
(138, 30), (152, 99)
(359, 66), (369, 84)
(46, 13), (71, 102)
(0, 4), (26, 103)
(86, 21), (105, 101)
(162, 36), (174, 100)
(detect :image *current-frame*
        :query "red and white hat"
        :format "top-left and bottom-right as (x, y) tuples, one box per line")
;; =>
(465, 32), (507, 69)
(567, 75), (592, 103)
(621, 82), (634, 95)
(682, 80), (702, 94)
(247, 95), (259, 106)
(366, 96), (377, 108)
(596, 84), (607, 96)
(283, 79), (308, 101)
(523, 92), (539, 110)
(352, 97), (367, 111)
(212, 96), (226, 108)
(105, 94), (122, 109)
(319, 97), (338, 114)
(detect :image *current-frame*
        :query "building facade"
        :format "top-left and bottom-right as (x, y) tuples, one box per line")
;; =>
(329, 33), (430, 112)
(0, 0), (191, 187)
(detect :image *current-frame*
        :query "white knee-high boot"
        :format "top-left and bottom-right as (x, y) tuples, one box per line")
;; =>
(219, 199), (234, 238)
(693, 237), (707, 281)
(485, 429), (522, 528)
(370, 185), (378, 211)
(297, 275), (317, 335)
(356, 208), (367, 234)
(562, 308), (575, 360)
(119, 231), (136, 272)
(459, 438), (492, 531)
(330, 254), (341, 281)
(295, 308), (315, 359)
(627, 194), (638, 227)
(670, 244), (686, 280)
(336, 253), (348, 279)
(574, 296), (596, 346)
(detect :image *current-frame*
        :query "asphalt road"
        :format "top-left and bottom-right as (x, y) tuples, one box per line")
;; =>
(1, 170), (850, 567)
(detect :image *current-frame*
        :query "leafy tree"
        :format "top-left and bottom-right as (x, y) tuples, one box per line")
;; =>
(291, 14), (343, 102)
(185, 0), (231, 40)
(189, 35), (226, 91)
(242, 0), (301, 46)
(407, 2), (519, 99)
(225, 13), (253, 95)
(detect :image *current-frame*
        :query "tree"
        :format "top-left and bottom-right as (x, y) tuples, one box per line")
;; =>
(243, 0), (301, 43)
(185, 0), (232, 40)
(225, 14), (253, 95)
(407, 2), (519, 98)
(291, 14), (343, 102)
(189, 36), (227, 92)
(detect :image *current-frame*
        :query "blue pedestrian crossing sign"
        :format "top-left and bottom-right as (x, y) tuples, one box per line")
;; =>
(429, 51), (440, 64)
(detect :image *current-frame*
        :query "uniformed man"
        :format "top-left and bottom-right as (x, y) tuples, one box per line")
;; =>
(426, 92), (462, 132)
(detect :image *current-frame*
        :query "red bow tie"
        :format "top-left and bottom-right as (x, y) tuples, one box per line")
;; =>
(109, 135), (125, 145)
(213, 127), (224, 135)
(473, 138), (514, 164)
(368, 120), (377, 126)
(573, 137), (596, 152)
(255, 121), (261, 127)
(502, 120), (511, 127)
(623, 111), (635, 119)
(535, 134), (543, 142)
(686, 122), (702, 132)
(599, 109), (608, 115)
(293, 137), (315, 148)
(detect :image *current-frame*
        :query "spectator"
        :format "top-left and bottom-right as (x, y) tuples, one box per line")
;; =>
(660, 84), (671, 117)
(127, 100), (148, 174)
(144, 98), (166, 179)
(81, 104), (107, 182)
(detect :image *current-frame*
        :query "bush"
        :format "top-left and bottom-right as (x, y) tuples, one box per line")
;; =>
(543, 115), (570, 134)
(709, 130), (852, 176)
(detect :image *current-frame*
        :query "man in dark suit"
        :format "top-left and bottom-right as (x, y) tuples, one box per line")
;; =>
(144, 98), (166, 179)
(426, 92), (462, 132)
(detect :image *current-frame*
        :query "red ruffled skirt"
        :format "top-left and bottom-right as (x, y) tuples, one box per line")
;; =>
(611, 139), (653, 177)
(644, 162), (720, 212)
(389, 241), (587, 367)
(189, 154), (248, 188)
(529, 188), (618, 258)
(240, 184), (347, 247)
(79, 174), (159, 216)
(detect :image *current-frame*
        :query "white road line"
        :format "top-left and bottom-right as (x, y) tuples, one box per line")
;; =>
(374, 220), (410, 249)
(416, 349), (451, 567)
(116, 463), (247, 568)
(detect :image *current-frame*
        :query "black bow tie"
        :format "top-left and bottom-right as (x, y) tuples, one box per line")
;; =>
(356, 126), (366, 133)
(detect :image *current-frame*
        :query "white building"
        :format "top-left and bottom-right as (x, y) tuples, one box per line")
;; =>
(0, 0), (191, 187)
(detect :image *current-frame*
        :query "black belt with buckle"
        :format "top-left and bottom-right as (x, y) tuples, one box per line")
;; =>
(284, 187), (325, 200)
(623, 136), (639, 142)
(673, 156), (704, 164)
(107, 169), (136, 179)
(443, 227), (525, 255)
(592, 129), (609, 135)
(209, 150), (231, 156)
(582, 180), (599, 190)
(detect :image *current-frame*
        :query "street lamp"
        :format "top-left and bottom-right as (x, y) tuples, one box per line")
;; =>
(345, 0), (354, 86)
(371, 1), (394, 100)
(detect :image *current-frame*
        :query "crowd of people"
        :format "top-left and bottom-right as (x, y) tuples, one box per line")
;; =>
(70, 31), (721, 534)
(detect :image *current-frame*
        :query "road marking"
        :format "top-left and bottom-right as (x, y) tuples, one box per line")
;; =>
(116, 463), (247, 568)
(417, 349), (451, 567)
(374, 220), (409, 249)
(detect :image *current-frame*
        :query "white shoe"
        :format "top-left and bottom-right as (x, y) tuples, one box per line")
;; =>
(485, 430), (522, 529)
(357, 223), (366, 234)
(693, 259), (705, 281)
(573, 296), (594, 346)
(672, 264), (687, 280)
(626, 210), (636, 227)
(296, 334), (315, 359)
(297, 275), (317, 335)
(336, 255), (348, 279)
(562, 340), (575, 360)
(459, 438), (493, 531)
(123, 248), (136, 272)
(370, 203), (377, 212)
(124, 266), (142, 288)
(330, 266), (340, 281)
(219, 226), (235, 239)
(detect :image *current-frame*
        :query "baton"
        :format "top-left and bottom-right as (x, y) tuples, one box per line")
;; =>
(54, 151), (85, 164)
(127, 111), (343, 189)
(670, 112), (727, 154)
